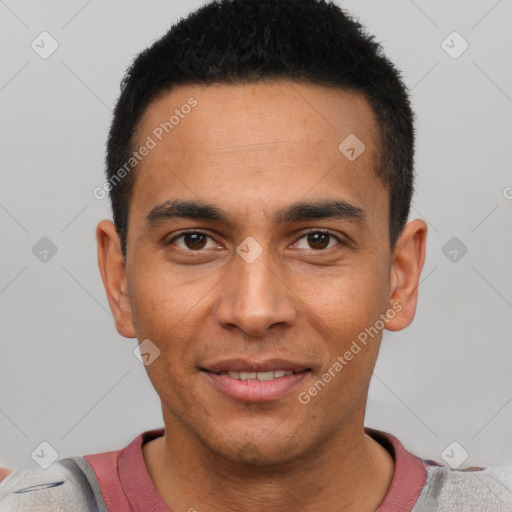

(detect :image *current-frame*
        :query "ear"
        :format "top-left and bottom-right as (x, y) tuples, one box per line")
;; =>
(96, 220), (136, 338)
(385, 219), (427, 331)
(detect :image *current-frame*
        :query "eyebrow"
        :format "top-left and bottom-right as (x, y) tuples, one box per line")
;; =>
(145, 198), (367, 228)
(274, 199), (366, 224)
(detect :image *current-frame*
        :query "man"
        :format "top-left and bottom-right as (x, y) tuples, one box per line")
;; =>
(1, 0), (511, 510)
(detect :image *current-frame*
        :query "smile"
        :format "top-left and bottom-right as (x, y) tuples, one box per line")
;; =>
(219, 370), (295, 381)
(202, 362), (311, 402)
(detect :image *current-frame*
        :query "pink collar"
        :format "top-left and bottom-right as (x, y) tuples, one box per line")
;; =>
(365, 427), (427, 511)
(84, 427), (427, 512)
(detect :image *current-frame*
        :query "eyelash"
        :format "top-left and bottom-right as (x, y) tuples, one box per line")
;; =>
(167, 229), (344, 251)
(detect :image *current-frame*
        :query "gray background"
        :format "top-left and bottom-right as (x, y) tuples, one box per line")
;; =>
(0, 0), (511, 470)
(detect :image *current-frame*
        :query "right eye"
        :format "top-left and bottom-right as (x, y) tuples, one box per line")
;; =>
(168, 231), (221, 251)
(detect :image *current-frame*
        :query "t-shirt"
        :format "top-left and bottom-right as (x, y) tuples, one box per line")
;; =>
(1, 427), (511, 511)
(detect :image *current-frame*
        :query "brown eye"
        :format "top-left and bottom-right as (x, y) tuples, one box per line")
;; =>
(170, 231), (217, 251)
(294, 231), (341, 251)
(307, 232), (330, 250)
(183, 233), (207, 250)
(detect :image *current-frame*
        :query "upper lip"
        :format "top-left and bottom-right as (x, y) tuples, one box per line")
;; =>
(202, 358), (311, 374)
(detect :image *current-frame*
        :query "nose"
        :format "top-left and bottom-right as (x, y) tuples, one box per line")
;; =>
(214, 245), (297, 338)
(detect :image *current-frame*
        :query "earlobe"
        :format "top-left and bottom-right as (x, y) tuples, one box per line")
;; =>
(385, 219), (427, 332)
(96, 220), (137, 339)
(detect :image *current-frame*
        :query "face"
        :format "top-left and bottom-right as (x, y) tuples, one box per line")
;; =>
(97, 81), (426, 465)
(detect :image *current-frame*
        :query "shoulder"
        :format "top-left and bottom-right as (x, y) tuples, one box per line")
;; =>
(412, 462), (512, 511)
(0, 457), (107, 511)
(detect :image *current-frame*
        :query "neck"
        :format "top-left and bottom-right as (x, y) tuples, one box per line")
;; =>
(143, 415), (395, 512)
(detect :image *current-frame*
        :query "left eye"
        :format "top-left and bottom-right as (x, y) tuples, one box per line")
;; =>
(170, 232), (219, 250)
(293, 231), (341, 250)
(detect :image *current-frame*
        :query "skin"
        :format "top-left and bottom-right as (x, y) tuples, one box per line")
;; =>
(0, 468), (11, 482)
(97, 81), (427, 512)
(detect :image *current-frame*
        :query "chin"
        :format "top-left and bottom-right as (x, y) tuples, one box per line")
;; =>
(200, 419), (317, 467)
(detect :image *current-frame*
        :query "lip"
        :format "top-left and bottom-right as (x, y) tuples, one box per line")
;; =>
(202, 358), (310, 374)
(201, 358), (311, 403)
(202, 370), (310, 402)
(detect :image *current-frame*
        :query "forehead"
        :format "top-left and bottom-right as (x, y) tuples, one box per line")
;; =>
(130, 81), (387, 229)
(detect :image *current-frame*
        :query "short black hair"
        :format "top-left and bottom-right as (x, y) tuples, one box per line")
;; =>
(106, 0), (414, 257)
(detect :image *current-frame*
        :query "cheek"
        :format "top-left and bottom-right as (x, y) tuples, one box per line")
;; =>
(128, 256), (219, 374)
(295, 258), (389, 401)
(130, 273), (202, 408)
(297, 259), (388, 335)
(129, 251), (207, 333)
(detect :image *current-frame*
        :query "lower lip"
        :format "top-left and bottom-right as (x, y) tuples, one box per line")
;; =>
(202, 371), (310, 403)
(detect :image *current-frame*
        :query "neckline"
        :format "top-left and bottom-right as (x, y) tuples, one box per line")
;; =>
(117, 426), (427, 512)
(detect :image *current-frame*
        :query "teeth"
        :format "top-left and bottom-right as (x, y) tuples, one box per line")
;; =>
(256, 371), (274, 381)
(239, 371), (256, 380)
(226, 370), (294, 381)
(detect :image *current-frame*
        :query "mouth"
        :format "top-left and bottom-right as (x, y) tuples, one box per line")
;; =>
(218, 369), (298, 381)
(201, 360), (312, 402)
